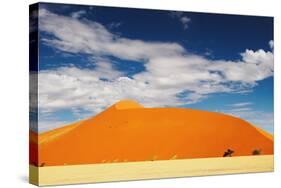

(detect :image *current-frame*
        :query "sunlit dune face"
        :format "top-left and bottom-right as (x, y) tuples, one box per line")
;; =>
(30, 100), (273, 167)
(114, 99), (144, 110)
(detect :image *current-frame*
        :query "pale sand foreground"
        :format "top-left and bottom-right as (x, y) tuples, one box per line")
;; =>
(30, 155), (273, 186)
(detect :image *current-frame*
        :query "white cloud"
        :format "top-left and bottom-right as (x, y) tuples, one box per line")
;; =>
(108, 22), (122, 29)
(170, 11), (191, 30)
(230, 107), (253, 112)
(39, 9), (184, 61)
(37, 9), (274, 131)
(229, 102), (252, 107)
(180, 16), (191, 30)
(208, 49), (273, 83)
(71, 10), (86, 19)
(39, 61), (124, 112)
(269, 40), (274, 49)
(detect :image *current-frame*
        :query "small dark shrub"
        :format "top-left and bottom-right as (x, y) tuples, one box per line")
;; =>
(223, 149), (234, 157)
(252, 149), (261, 155)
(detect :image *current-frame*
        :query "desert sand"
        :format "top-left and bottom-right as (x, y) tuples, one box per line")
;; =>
(30, 155), (273, 186)
(30, 100), (273, 166)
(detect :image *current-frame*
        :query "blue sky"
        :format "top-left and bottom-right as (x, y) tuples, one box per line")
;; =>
(34, 3), (274, 133)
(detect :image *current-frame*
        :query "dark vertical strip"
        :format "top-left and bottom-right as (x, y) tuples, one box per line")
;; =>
(29, 3), (39, 186)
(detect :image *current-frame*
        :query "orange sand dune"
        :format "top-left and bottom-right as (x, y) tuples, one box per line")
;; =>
(30, 100), (273, 166)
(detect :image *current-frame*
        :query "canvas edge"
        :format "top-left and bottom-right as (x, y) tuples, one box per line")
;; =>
(29, 2), (40, 186)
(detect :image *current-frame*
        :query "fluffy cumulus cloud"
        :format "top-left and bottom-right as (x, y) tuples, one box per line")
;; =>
(39, 9), (184, 61)
(38, 9), (274, 119)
